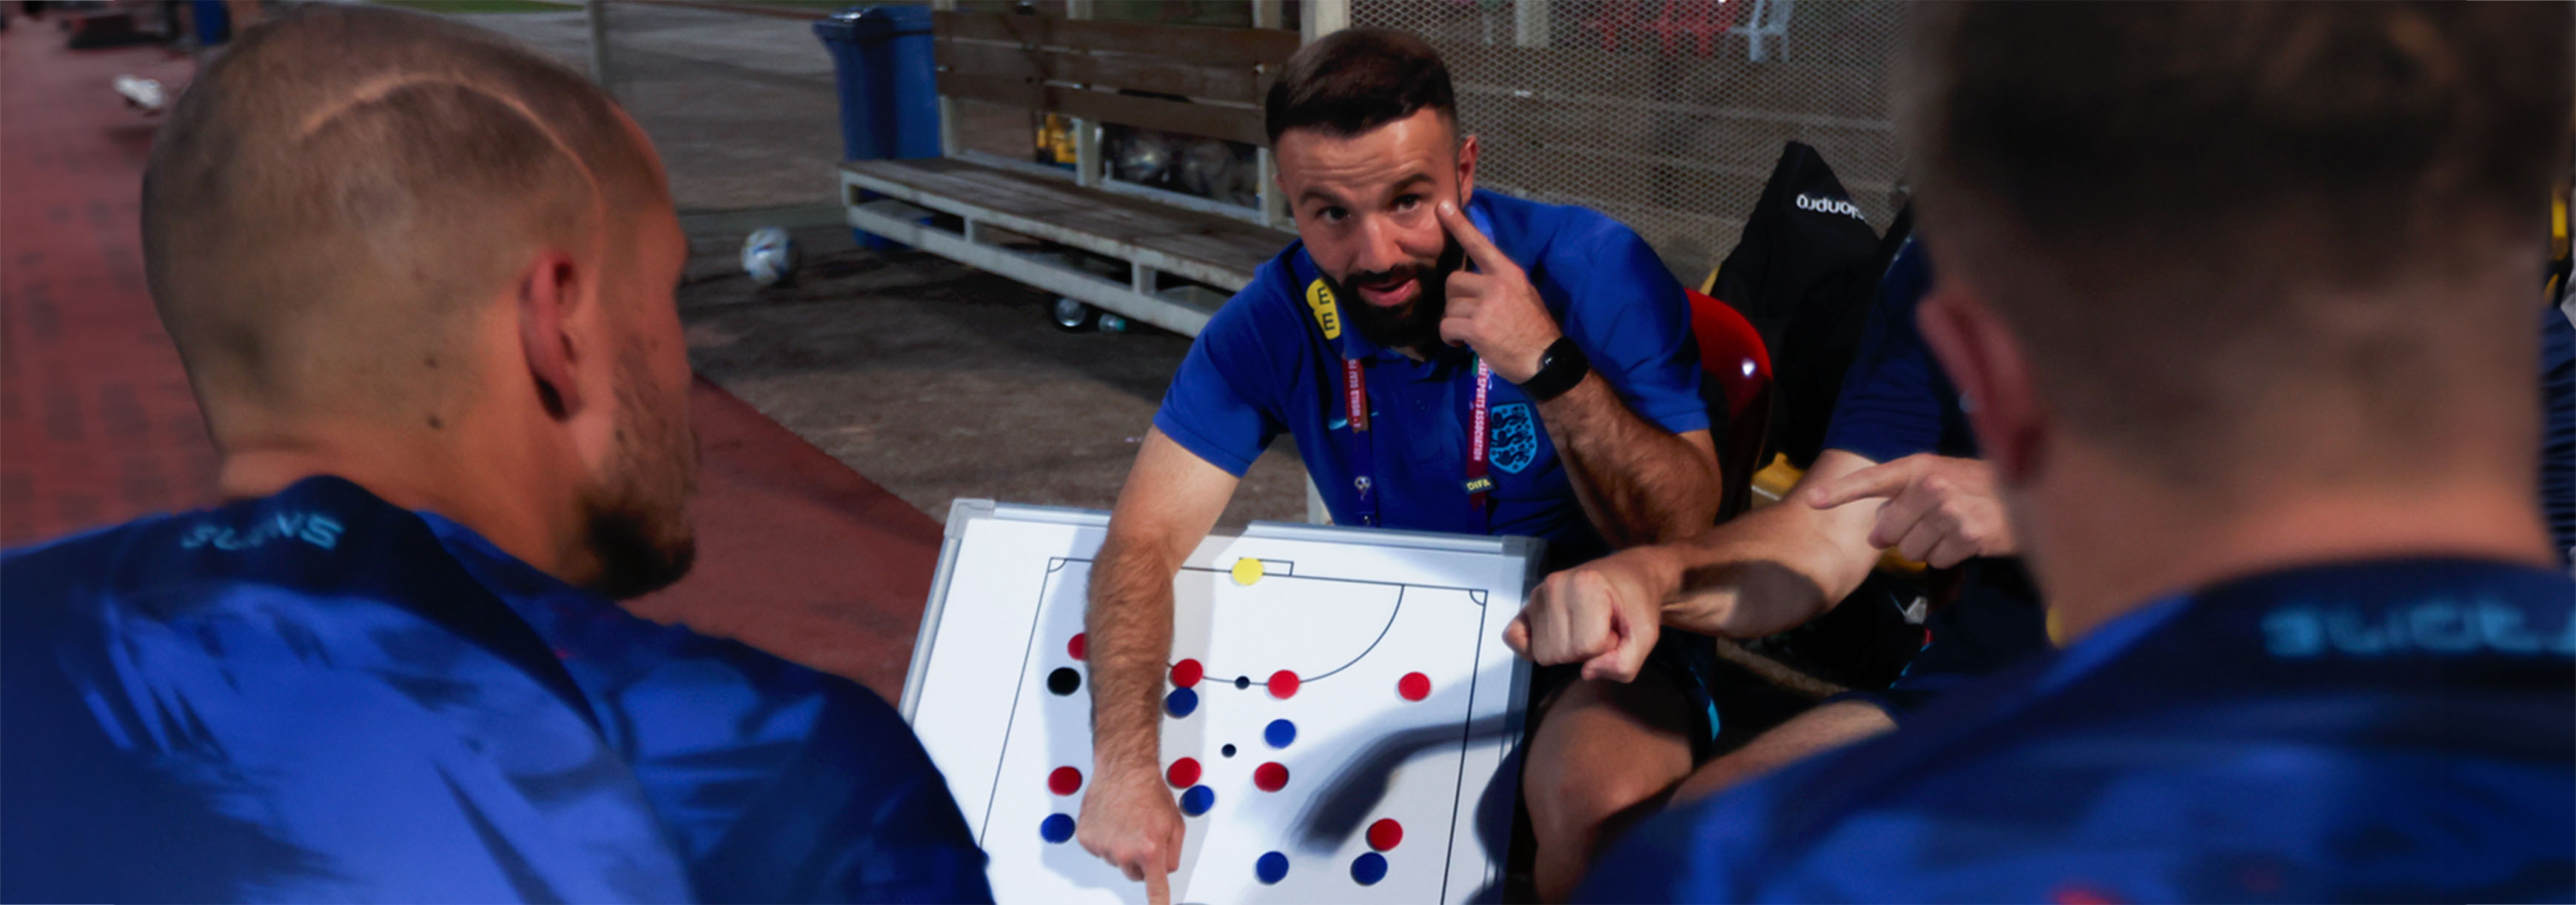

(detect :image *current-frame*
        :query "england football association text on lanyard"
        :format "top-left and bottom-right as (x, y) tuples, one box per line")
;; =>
(1312, 276), (1494, 528)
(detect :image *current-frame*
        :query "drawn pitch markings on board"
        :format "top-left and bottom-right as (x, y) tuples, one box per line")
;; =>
(970, 559), (1495, 901)
(905, 502), (1536, 904)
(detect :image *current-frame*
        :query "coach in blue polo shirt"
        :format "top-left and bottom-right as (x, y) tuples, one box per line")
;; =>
(1074, 28), (1723, 901)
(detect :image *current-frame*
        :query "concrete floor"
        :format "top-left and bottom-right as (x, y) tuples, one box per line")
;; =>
(439, 4), (1310, 527)
(676, 226), (1312, 528)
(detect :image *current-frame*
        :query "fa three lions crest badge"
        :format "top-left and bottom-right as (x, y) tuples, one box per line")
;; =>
(1489, 402), (1538, 473)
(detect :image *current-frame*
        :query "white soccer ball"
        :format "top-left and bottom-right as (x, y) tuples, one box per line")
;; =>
(740, 227), (799, 287)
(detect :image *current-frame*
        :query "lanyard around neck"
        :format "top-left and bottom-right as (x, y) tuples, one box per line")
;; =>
(1335, 346), (1493, 528)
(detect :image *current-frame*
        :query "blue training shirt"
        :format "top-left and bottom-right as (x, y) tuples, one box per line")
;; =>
(1819, 238), (1973, 464)
(0, 475), (995, 903)
(1815, 241), (2048, 715)
(1582, 557), (2576, 903)
(1155, 190), (1707, 567)
(2540, 301), (2573, 565)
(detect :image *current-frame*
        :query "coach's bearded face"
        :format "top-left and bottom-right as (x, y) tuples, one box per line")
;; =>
(1324, 236), (1467, 351)
(1275, 107), (1483, 353)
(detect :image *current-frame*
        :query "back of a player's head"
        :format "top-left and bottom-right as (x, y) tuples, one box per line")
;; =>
(1900, 2), (2572, 487)
(1265, 28), (1457, 145)
(141, 3), (665, 437)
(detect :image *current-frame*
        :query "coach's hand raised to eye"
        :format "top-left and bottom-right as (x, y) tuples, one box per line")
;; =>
(1805, 452), (2016, 568)
(1076, 765), (1182, 904)
(1436, 201), (1561, 384)
(1506, 547), (1674, 683)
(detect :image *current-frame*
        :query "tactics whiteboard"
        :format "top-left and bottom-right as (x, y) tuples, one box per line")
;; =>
(902, 501), (1539, 904)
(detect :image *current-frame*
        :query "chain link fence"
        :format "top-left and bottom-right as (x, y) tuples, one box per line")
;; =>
(435, 2), (854, 229)
(1352, 0), (1907, 284)
(444, 0), (1903, 270)
(588, 2), (848, 227)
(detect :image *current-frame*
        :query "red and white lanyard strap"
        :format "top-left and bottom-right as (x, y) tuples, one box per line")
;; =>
(1339, 357), (1381, 527)
(1337, 354), (1493, 526)
(1464, 358), (1493, 512)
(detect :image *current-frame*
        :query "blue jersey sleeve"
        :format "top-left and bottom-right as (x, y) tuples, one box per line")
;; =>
(1821, 242), (1959, 464)
(2540, 302), (2573, 564)
(1586, 561), (2576, 904)
(1555, 222), (1711, 436)
(1575, 763), (1786, 902)
(674, 675), (996, 904)
(1152, 270), (1295, 477)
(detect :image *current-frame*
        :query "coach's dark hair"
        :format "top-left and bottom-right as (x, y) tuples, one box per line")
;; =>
(1265, 29), (1457, 144)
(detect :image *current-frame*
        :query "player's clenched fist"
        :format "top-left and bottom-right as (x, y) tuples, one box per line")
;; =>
(1076, 767), (1184, 904)
(1506, 549), (1669, 682)
(1804, 452), (2016, 568)
(1435, 200), (1561, 384)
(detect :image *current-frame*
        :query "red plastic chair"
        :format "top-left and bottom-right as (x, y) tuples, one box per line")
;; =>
(1685, 288), (1773, 520)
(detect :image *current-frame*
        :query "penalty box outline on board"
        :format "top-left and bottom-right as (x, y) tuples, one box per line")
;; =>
(974, 563), (1486, 847)
(1035, 555), (1498, 687)
(902, 499), (1546, 720)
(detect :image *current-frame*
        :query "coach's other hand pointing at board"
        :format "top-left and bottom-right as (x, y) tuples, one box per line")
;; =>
(1076, 752), (1181, 904)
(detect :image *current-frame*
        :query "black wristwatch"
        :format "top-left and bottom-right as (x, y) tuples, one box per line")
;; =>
(1517, 336), (1591, 402)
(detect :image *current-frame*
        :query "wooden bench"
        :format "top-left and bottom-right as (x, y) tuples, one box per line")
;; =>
(840, 10), (1301, 337)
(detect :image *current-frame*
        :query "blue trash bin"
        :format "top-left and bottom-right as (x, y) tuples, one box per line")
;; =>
(816, 6), (942, 249)
(192, 0), (231, 46)
(871, 6), (942, 159)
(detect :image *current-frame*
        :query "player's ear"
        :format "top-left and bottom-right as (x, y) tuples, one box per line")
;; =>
(1917, 282), (2045, 486)
(516, 247), (588, 421)
(1454, 130), (1478, 207)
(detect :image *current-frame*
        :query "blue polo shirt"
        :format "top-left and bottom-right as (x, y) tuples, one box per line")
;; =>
(1814, 241), (2048, 715)
(1, 476), (993, 903)
(1820, 238), (1973, 463)
(2540, 301), (2572, 564)
(1583, 557), (2576, 902)
(1155, 190), (1707, 565)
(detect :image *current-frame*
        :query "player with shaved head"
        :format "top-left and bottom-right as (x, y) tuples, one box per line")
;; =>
(1, 6), (992, 901)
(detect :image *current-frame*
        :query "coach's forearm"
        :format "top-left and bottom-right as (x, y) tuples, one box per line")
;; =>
(1647, 454), (1891, 638)
(1084, 532), (1178, 776)
(1534, 373), (1721, 547)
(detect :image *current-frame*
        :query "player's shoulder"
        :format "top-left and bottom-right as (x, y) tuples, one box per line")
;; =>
(657, 630), (936, 765)
(4, 507), (215, 622)
(1192, 244), (1332, 375)
(650, 635), (987, 890)
(1892, 731), (2574, 900)
(1615, 715), (2576, 901)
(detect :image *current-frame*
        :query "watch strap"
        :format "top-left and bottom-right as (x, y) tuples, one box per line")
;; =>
(1518, 335), (1590, 402)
